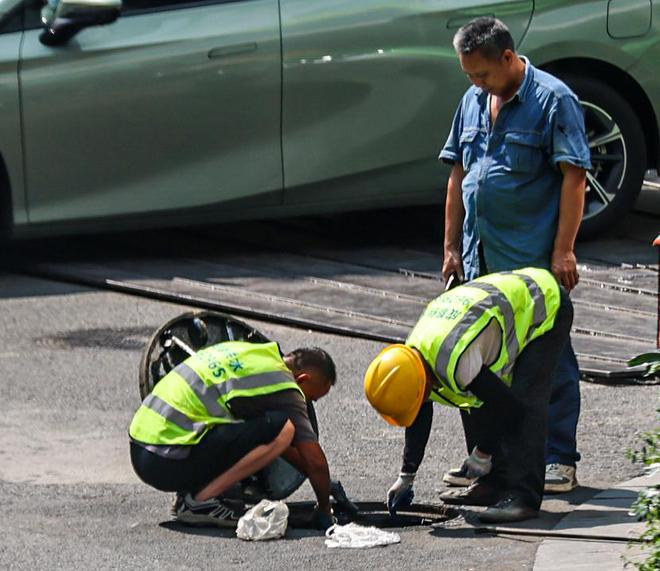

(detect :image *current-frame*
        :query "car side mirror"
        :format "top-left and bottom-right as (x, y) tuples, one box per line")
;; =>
(39, 0), (121, 46)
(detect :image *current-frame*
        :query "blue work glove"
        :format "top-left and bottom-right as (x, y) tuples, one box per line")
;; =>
(330, 479), (359, 517)
(387, 473), (415, 515)
(312, 506), (337, 531)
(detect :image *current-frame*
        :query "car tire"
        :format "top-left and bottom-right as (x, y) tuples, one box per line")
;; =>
(138, 310), (271, 400)
(557, 73), (647, 239)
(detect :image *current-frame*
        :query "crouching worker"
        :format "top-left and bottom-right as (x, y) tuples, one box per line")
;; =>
(129, 341), (337, 529)
(364, 268), (573, 523)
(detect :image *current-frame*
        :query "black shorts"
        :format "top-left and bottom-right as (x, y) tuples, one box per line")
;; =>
(130, 411), (288, 494)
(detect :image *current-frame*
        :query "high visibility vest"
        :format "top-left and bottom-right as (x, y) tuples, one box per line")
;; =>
(129, 341), (302, 446)
(406, 268), (561, 409)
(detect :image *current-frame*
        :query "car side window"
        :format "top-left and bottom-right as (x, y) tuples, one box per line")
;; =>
(0, 4), (23, 34)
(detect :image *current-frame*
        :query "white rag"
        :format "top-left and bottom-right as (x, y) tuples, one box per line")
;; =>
(324, 523), (401, 549)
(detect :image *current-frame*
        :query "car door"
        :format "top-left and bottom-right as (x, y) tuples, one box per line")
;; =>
(0, 1), (26, 227)
(280, 0), (533, 205)
(20, 0), (282, 225)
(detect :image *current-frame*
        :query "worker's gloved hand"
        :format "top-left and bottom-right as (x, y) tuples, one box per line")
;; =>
(312, 506), (337, 531)
(330, 479), (359, 517)
(387, 472), (415, 515)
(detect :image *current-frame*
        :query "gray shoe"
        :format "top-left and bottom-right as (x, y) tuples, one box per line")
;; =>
(544, 463), (578, 494)
(442, 461), (482, 487)
(443, 449), (492, 487)
(176, 494), (245, 528)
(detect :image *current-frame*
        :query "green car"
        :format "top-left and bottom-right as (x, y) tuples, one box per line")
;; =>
(0, 0), (658, 239)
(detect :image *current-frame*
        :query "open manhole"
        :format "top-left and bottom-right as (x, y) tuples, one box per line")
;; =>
(287, 501), (459, 529)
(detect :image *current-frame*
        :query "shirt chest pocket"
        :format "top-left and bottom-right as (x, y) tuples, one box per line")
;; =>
(459, 129), (480, 172)
(503, 132), (545, 174)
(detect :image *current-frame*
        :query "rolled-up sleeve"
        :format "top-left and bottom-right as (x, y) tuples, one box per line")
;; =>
(439, 102), (463, 165)
(549, 95), (592, 170)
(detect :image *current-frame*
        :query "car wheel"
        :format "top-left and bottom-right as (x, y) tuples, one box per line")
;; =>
(138, 310), (270, 400)
(558, 74), (647, 239)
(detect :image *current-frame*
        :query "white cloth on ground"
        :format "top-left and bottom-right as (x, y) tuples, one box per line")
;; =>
(324, 523), (400, 549)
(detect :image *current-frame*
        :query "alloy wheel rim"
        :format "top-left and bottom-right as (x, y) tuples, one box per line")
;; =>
(581, 101), (627, 221)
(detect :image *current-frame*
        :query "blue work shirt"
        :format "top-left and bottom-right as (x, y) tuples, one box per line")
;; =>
(439, 58), (591, 280)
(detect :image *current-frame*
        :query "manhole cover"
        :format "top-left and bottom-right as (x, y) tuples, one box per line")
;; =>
(287, 501), (458, 529)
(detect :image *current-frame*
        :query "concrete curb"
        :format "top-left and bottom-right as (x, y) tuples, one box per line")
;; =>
(533, 469), (659, 570)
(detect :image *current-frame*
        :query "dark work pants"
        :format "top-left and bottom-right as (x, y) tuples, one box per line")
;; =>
(130, 411), (288, 495)
(545, 340), (581, 466)
(472, 246), (581, 467)
(465, 289), (574, 509)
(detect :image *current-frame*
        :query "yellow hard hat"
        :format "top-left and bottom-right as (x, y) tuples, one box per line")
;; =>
(364, 344), (427, 427)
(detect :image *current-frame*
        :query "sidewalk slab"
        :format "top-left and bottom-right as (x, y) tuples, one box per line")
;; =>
(534, 539), (648, 570)
(533, 469), (659, 570)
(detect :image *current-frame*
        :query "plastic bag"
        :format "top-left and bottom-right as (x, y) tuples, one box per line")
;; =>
(324, 523), (401, 549)
(236, 499), (289, 541)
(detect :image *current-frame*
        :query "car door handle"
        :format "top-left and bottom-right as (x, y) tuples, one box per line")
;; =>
(208, 42), (258, 59)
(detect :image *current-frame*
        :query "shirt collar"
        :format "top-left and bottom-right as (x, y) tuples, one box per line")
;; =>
(515, 56), (532, 103)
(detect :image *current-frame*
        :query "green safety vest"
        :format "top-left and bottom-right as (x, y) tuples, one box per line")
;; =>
(129, 341), (303, 446)
(406, 268), (561, 410)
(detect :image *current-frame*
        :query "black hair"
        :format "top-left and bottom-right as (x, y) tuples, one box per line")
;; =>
(287, 347), (337, 386)
(453, 17), (515, 60)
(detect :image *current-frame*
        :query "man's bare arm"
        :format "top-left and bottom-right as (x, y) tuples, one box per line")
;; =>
(443, 162), (466, 281)
(282, 441), (331, 514)
(552, 162), (586, 290)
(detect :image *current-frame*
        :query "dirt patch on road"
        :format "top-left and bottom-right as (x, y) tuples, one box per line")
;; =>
(33, 326), (152, 351)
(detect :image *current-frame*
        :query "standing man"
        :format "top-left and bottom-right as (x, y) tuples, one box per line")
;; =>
(129, 341), (337, 530)
(365, 268), (574, 522)
(439, 17), (591, 493)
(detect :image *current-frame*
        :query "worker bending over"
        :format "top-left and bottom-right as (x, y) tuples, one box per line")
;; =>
(129, 341), (336, 529)
(364, 268), (572, 523)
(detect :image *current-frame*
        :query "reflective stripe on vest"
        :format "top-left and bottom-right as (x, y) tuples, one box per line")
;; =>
(174, 363), (231, 419)
(433, 280), (519, 380)
(129, 341), (302, 446)
(501, 270), (548, 344)
(170, 362), (294, 413)
(142, 393), (208, 435)
(408, 268), (560, 409)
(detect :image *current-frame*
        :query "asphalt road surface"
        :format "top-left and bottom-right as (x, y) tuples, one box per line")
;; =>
(0, 266), (657, 570)
(2, 185), (658, 570)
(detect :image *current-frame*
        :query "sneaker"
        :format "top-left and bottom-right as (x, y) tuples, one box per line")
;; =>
(176, 493), (245, 528)
(442, 461), (480, 487)
(544, 463), (578, 494)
